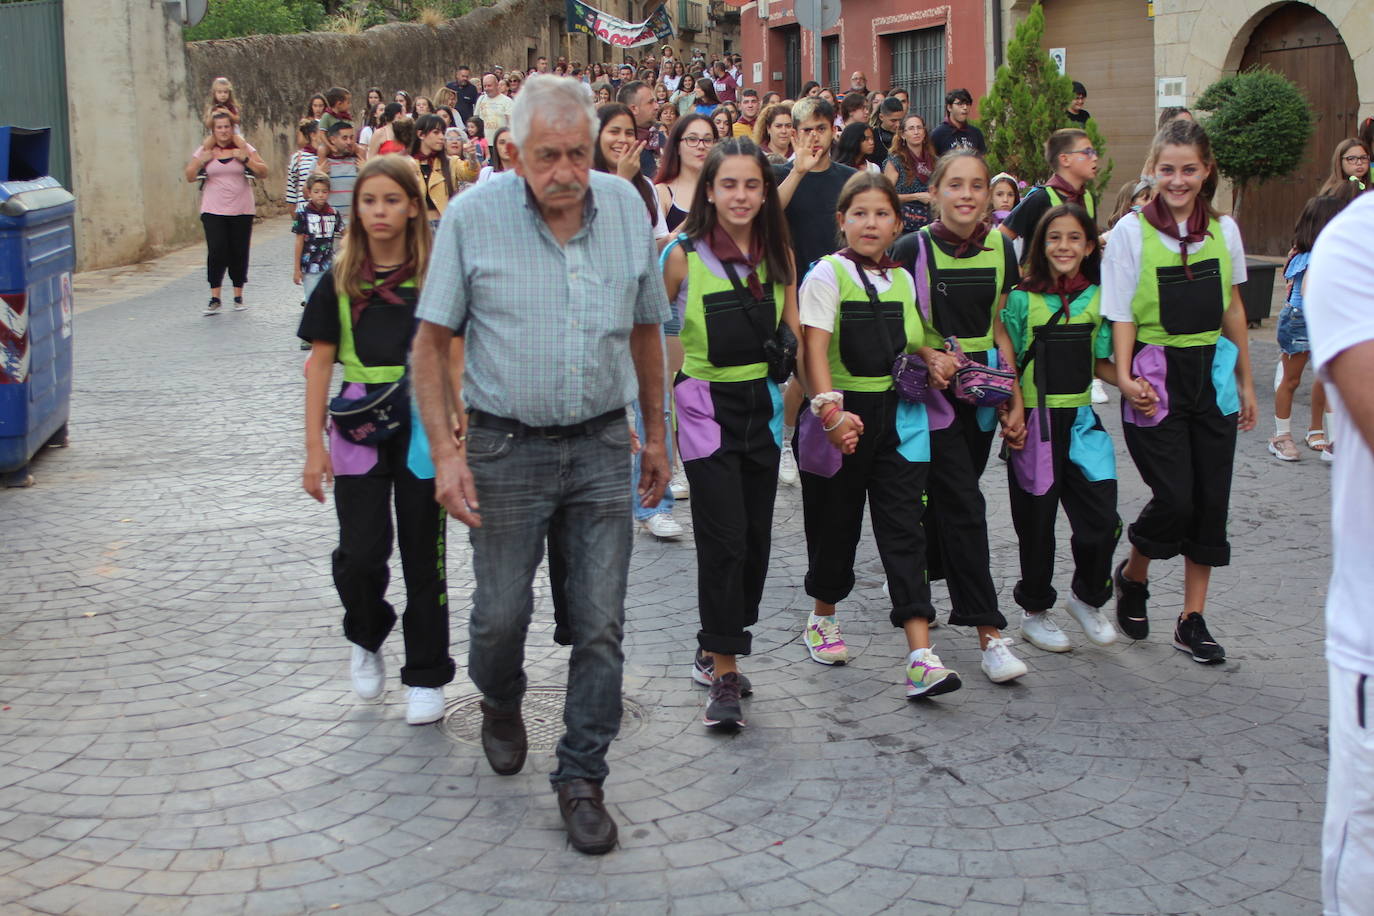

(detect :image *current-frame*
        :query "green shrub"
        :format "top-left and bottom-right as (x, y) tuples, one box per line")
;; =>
(1194, 67), (1312, 219)
(185, 0), (317, 39)
(976, 3), (1113, 202)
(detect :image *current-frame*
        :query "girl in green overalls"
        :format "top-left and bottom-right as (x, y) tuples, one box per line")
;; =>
(1001, 204), (1158, 654)
(1102, 118), (1257, 664)
(661, 137), (802, 729)
(299, 156), (457, 725)
(797, 170), (964, 702)
(890, 150), (1029, 684)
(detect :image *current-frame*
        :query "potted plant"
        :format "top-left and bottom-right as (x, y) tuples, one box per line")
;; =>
(1194, 68), (1313, 324)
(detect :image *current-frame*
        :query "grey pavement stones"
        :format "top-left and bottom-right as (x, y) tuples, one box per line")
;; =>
(0, 217), (1329, 913)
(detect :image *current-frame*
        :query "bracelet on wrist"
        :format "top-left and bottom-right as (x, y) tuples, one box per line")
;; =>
(822, 410), (846, 432)
(810, 391), (844, 416)
(820, 405), (841, 424)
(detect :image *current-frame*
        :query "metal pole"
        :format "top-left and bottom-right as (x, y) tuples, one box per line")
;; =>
(812, 26), (823, 85)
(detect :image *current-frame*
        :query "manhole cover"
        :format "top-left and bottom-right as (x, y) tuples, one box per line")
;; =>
(439, 686), (647, 752)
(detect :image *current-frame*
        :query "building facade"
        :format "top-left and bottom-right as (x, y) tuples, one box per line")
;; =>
(738, 0), (995, 132)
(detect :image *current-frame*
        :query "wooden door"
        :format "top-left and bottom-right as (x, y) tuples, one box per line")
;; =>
(1238, 3), (1360, 255)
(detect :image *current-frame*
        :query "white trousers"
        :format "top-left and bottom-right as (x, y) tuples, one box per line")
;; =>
(1324, 662), (1374, 914)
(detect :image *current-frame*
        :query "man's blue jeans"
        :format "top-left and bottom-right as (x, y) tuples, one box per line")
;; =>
(464, 418), (633, 786)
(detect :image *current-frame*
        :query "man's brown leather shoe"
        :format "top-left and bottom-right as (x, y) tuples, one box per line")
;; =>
(556, 779), (618, 855)
(479, 702), (526, 775)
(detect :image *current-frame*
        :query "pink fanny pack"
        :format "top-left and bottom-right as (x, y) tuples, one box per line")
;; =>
(946, 337), (1016, 407)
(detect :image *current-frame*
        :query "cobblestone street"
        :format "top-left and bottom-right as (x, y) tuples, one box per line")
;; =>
(0, 219), (1331, 914)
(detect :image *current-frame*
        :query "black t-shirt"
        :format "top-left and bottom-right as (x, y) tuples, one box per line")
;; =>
(773, 160), (858, 276)
(446, 81), (480, 123)
(1066, 108), (1091, 125)
(297, 269), (421, 372)
(930, 120), (986, 156)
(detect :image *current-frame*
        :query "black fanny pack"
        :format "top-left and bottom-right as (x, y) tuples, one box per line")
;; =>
(329, 374), (409, 445)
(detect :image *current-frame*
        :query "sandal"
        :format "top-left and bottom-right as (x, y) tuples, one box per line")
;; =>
(1306, 429), (1330, 452)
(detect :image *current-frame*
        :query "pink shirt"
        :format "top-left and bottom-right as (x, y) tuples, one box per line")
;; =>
(197, 143), (257, 216)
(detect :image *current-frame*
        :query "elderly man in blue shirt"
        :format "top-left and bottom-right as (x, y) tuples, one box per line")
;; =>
(411, 74), (670, 856)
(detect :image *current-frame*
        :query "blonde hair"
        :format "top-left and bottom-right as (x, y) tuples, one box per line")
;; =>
(205, 77), (240, 127)
(332, 156), (432, 303)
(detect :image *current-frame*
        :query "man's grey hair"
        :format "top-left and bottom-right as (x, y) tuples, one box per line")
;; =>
(509, 75), (597, 148)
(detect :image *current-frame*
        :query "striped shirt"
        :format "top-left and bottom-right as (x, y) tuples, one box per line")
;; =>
(416, 170), (671, 426)
(285, 149), (318, 206)
(323, 156), (358, 230)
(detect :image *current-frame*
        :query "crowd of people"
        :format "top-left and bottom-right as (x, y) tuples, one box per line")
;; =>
(183, 54), (1374, 891)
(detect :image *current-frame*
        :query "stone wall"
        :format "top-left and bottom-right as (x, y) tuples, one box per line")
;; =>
(184, 0), (563, 216)
(67, 0), (568, 270)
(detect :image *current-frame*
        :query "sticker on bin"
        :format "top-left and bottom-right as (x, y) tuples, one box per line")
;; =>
(60, 272), (72, 339)
(0, 292), (29, 384)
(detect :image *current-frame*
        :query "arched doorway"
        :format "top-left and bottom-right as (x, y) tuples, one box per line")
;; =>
(1236, 3), (1359, 254)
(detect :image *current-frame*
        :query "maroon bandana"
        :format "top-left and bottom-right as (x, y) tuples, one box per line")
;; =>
(706, 223), (764, 299)
(1045, 173), (1085, 208)
(1141, 193), (1212, 279)
(927, 219), (992, 259)
(1019, 271), (1092, 315)
(353, 259), (416, 323)
(840, 247), (902, 280)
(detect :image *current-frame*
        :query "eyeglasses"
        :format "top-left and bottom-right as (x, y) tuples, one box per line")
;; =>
(1343, 155), (1370, 163)
(681, 136), (716, 148)
(1069, 147), (1098, 159)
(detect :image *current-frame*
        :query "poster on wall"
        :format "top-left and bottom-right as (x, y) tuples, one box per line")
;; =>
(566, 0), (674, 47)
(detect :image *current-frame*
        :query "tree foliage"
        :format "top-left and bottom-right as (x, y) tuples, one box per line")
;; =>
(1193, 67), (1312, 218)
(184, 0), (326, 40)
(975, 3), (1113, 200)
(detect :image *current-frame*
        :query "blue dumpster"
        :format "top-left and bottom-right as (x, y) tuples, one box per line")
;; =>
(0, 126), (76, 486)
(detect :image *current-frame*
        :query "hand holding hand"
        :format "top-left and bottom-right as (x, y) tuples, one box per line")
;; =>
(1000, 405), (1027, 451)
(826, 411), (864, 454)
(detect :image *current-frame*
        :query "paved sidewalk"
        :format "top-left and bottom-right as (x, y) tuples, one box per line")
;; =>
(0, 223), (1331, 914)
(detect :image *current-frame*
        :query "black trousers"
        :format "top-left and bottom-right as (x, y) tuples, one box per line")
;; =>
(201, 213), (253, 289)
(1123, 402), (1236, 567)
(332, 435), (454, 688)
(1008, 408), (1120, 612)
(922, 395), (1006, 629)
(801, 389), (935, 628)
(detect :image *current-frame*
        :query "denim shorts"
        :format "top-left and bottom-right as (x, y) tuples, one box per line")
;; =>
(1277, 304), (1310, 356)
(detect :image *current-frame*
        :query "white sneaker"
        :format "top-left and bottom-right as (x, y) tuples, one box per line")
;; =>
(1021, 611), (1071, 652)
(1064, 594), (1119, 646)
(350, 645), (385, 699)
(405, 686), (445, 725)
(980, 637), (1028, 683)
(1091, 378), (1109, 404)
(778, 448), (799, 486)
(669, 471), (690, 500)
(641, 513), (684, 539)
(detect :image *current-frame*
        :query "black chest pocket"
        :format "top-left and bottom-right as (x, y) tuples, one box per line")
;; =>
(702, 289), (772, 367)
(1156, 258), (1225, 336)
(1039, 322), (1096, 395)
(838, 299), (907, 378)
(931, 268), (998, 339)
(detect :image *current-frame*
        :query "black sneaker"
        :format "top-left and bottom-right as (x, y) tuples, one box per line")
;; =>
(233, 296), (247, 312)
(1173, 612), (1225, 664)
(703, 672), (746, 729)
(203, 297), (222, 316)
(692, 647), (752, 695)
(1114, 560), (1150, 640)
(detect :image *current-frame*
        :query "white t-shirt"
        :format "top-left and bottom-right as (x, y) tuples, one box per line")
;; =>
(800, 255), (908, 331)
(1100, 212), (1248, 322)
(1305, 193), (1374, 674)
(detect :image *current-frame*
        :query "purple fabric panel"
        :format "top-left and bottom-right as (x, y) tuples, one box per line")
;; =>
(797, 410), (843, 477)
(923, 385), (956, 430)
(329, 382), (380, 475)
(1010, 409), (1055, 497)
(1122, 344), (1169, 427)
(674, 376), (722, 461)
